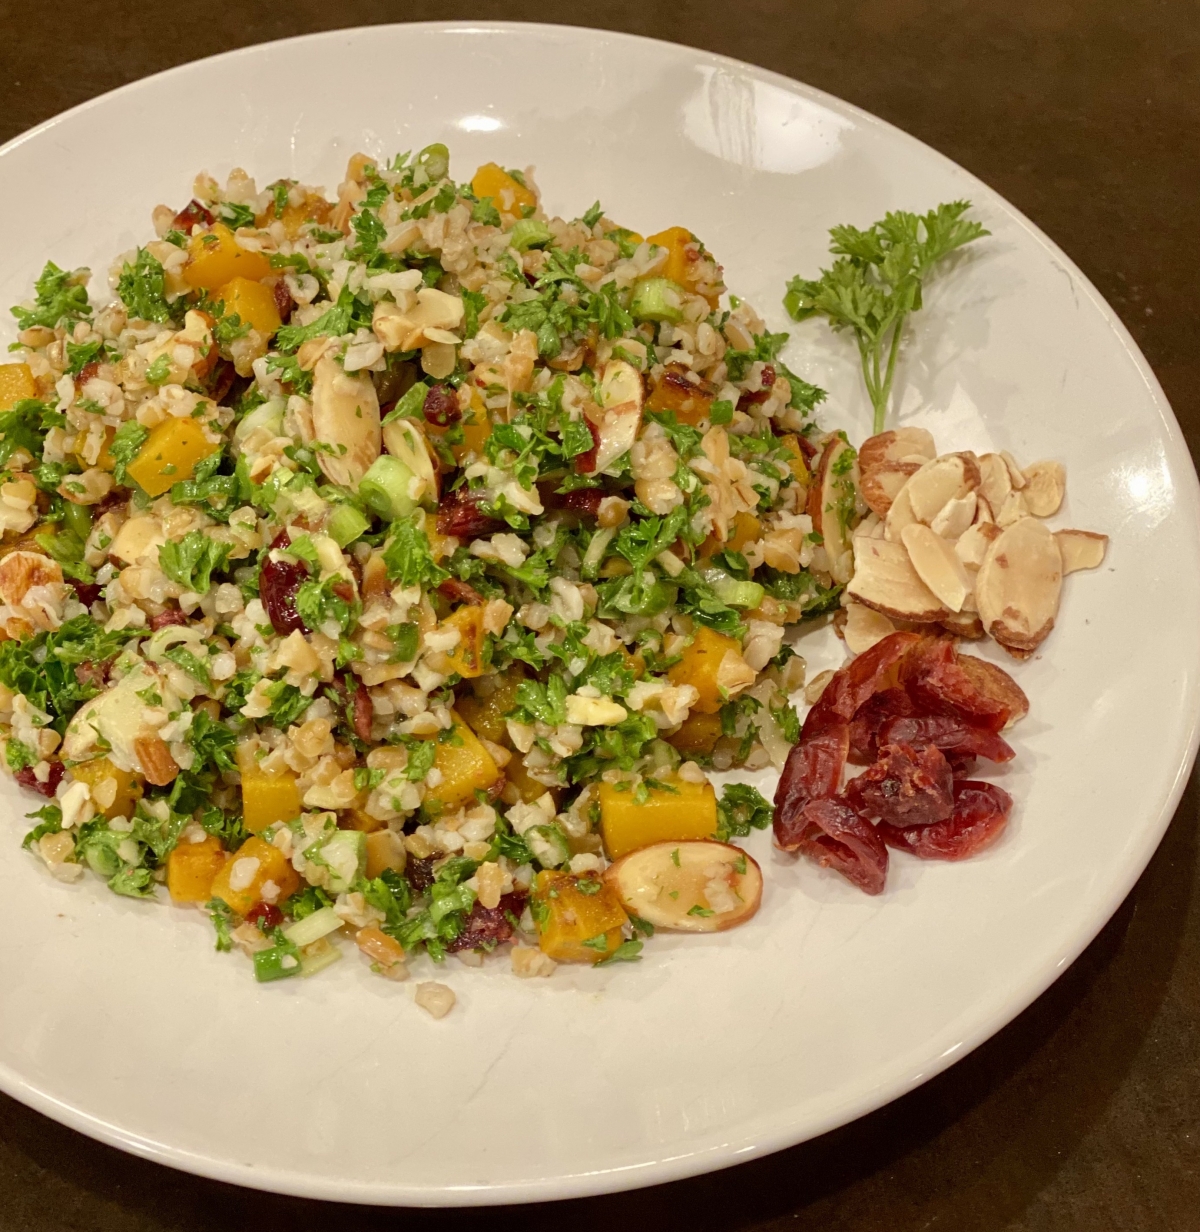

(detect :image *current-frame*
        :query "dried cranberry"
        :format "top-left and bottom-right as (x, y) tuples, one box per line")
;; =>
(773, 726), (849, 850)
(558, 488), (604, 518)
(878, 714), (1014, 765)
(739, 364), (777, 404)
(272, 279), (294, 326)
(74, 657), (114, 692)
(149, 606), (189, 631)
(880, 781), (1013, 860)
(349, 675), (373, 743)
(792, 795), (889, 895)
(94, 490), (127, 518)
(902, 637), (1013, 733)
(436, 489), (504, 540)
(205, 358), (237, 405)
(245, 902), (283, 930)
(260, 534), (310, 635)
(74, 360), (101, 387)
(848, 687), (916, 763)
(423, 384), (461, 428)
(172, 200), (215, 231)
(438, 578), (484, 606)
(446, 891), (527, 953)
(72, 582), (103, 608)
(575, 420), (602, 474)
(15, 762), (64, 799)
(845, 741), (955, 827)
(406, 856), (437, 894)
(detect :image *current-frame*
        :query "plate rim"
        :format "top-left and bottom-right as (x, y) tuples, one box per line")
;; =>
(0, 18), (1197, 1207)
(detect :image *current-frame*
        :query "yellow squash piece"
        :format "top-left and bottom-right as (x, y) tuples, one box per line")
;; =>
(777, 434), (810, 486)
(167, 834), (228, 903)
(209, 835), (301, 916)
(440, 605), (486, 679)
(532, 869), (628, 963)
(470, 162), (537, 219)
(598, 776), (718, 859)
(505, 752), (556, 806)
(69, 757), (143, 821)
(0, 363), (36, 411)
(183, 223), (272, 291)
(667, 625), (743, 714)
(646, 226), (695, 286)
(423, 713), (502, 811)
(364, 829), (406, 879)
(125, 416), (219, 497)
(456, 672), (521, 745)
(238, 746), (304, 834)
(214, 276), (282, 336)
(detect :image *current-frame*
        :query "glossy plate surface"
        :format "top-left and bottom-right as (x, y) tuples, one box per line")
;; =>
(0, 21), (1196, 1207)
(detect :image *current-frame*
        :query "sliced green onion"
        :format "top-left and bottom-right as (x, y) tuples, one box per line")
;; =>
(358, 455), (417, 521)
(328, 503), (370, 548)
(299, 937), (343, 977)
(631, 277), (685, 323)
(700, 567), (765, 610)
(526, 824), (570, 869)
(581, 527), (615, 580)
(509, 218), (553, 252)
(283, 904), (343, 948)
(417, 142), (450, 184)
(63, 501), (92, 540)
(253, 942), (302, 982)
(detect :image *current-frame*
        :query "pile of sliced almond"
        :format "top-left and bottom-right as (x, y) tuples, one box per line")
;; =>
(842, 427), (1107, 659)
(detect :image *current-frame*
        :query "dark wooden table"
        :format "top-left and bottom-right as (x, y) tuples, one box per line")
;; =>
(1, 2), (1197, 1228)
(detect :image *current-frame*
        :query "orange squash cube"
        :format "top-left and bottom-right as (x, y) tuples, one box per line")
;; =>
(504, 752), (556, 805)
(667, 625), (743, 714)
(209, 835), (300, 916)
(598, 776), (718, 860)
(69, 757), (143, 820)
(183, 223), (272, 291)
(238, 746), (304, 834)
(777, 434), (810, 486)
(440, 604), (487, 679)
(456, 672), (521, 745)
(665, 711), (724, 757)
(214, 276), (282, 336)
(364, 829), (406, 878)
(532, 870), (628, 963)
(0, 363), (36, 411)
(167, 834), (229, 903)
(278, 194), (333, 239)
(125, 416), (219, 497)
(470, 163), (537, 219)
(646, 364), (715, 427)
(646, 227), (694, 286)
(422, 714), (502, 812)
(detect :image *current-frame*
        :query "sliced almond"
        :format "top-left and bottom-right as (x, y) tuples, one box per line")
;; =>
(995, 489), (1028, 528)
(904, 452), (981, 524)
(853, 511), (882, 541)
(1022, 460), (1066, 517)
(956, 522), (1001, 571)
(901, 523), (972, 612)
(847, 537), (948, 623)
(1001, 450), (1027, 490)
(978, 453), (1013, 512)
(841, 601), (897, 655)
(311, 355), (381, 487)
(929, 490), (977, 540)
(860, 465), (918, 518)
(883, 482), (919, 543)
(975, 516), (1063, 657)
(1056, 528), (1108, 573)
(807, 434), (860, 585)
(939, 611), (986, 639)
(604, 840), (762, 933)
(858, 427), (936, 517)
(974, 494), (995, 525)
(589, 359), (645, 473)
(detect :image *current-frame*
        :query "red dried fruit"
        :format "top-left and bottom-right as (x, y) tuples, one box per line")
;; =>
(880, 780), (1013, 860)
(739, 364), (777, 404)
(438, 578), (484, 606)
(74, 360), (101, 387)
(260, 538), (309, 635)
(423, 384), (461, 428)
(406, 856), (437, 894)
(436, 489), (504, 540)
(15, 761), (64, 798)
(877, 714), (1014, 765)
(72, 582), (103, 608)
(809, 631), (923, 733)
(350, 675), (373, 743)
(271, 279), (294, 326)
(245, 902), (283, 930)
(903, 637), (1014, 734)
(792, 795), (889, 895)
(74, 657), (114, 692)
(149, 606), (189, 631)
(576, 420), (602, 474)
(848, 687), (916, 763)
(846, 741), (955, 827)
(558, 488), (604, 518)
(774, 726), (849, 850)
(94, 490), (128, 518)
(205, 358), (237, 404)
(172, 200), (215, 231)
(445, 891), (527, 953)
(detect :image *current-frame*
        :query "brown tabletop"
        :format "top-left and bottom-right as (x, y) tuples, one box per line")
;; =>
(1, 2), (1197, 1228)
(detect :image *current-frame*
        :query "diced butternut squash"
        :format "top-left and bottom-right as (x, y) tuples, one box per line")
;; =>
(426, 528), (456, 562)
(364, 828), (406, 878)
(423, 713), (501, 811)
(167, 834), (229, 903)
(340, 807), (385, 833)
(125, 416), (218, 497)
(209, 835), (300, 916)
(667, 625), (743, 714)
(183, 223), (272, 291)
(645, 364), (715, 427)
(665, 711), (724, 758)
(239, 762), (304, 834)
(777, 434), (810, 486)
(278, 194), (333, 239)
(214, 276), (282, 336)
(69, 757), (143, 820)
(470, 163), (537, 219)
(457, 672), (522, 745)
(728, 511), (761, 553)
(440, 605), (486, 679)
(504, 752), (555, 805)
(598, 775), (718, 859)
(0, 363), (36, 411)
(646, 227), (695, 286)
(532, 869), (628, 963)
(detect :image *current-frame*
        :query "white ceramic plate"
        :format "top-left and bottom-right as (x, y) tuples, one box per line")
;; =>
(0, 21), (1196, 1208)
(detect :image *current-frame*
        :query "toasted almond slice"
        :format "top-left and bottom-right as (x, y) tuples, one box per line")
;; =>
(976, 516), (1063, 656)
(807, 434), (860, 585)
(858, 427), (936, 517)
(901, 523), (972, 612)
(978, 453), (1013, 512)
(929, 490), (978, 540)
(860, 464), (919, 518)
(591, 359), (645, 473)
(995, 489), (1028, 527)
(841, 601), (897, 655)
(604, 840), (763, 933)
(905, 452), (980, 524)
(883, 482), (919, 543)
(974, 493), (995, 525)
(956, 522), (1001, 570)
(847, 536), (948, 622)
(311, 356), (381, 487)
(939, 611), (986, 639)
(1001, 450), (1028, 490)
(853, 511), (882, 541)
(1056, 528), (1108, 573)
(1022, 460), (1066, 517)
